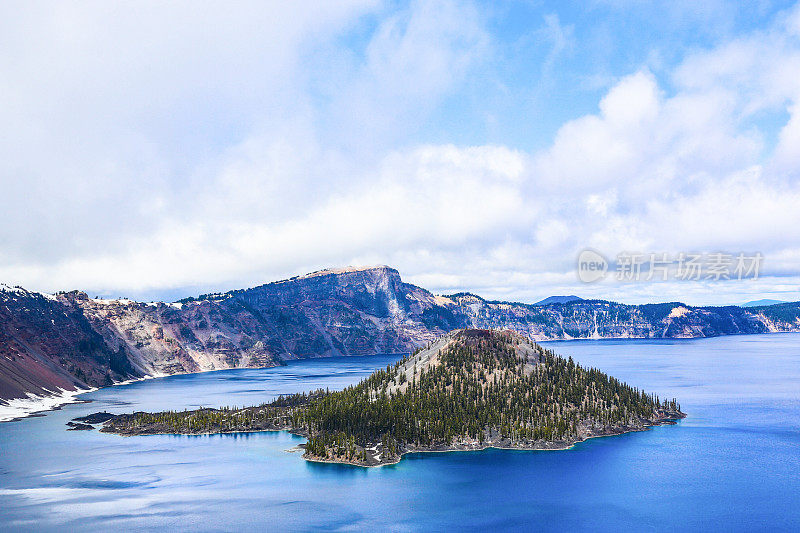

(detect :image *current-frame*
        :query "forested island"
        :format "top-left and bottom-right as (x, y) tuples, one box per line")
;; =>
(88, 329), (685, 466)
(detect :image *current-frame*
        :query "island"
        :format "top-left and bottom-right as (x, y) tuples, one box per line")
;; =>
(84, 329), (685, 466)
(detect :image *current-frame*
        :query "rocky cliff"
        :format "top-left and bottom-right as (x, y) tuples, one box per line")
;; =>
(2, 267), (799, 404)
(0, 285), (135, 401)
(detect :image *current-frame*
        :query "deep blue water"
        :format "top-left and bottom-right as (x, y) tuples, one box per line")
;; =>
(1, 334), (799, 531)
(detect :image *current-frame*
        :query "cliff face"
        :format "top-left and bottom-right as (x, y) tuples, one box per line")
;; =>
(0, 286), (138, 400)
(1, 267), (434, 402)
(439, 297), (799, 339)
(1, 268), (799, 402)
(67, 291), (278, 377)
(228, 267), (441, 358)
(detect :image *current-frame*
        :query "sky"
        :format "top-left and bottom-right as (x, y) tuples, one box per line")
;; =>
(1, 0), (800, 306)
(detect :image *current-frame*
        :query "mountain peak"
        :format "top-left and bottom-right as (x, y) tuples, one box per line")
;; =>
(741, 299), (788, 307)
(533, 295), (583, 306)
(295, 265), (397, 280)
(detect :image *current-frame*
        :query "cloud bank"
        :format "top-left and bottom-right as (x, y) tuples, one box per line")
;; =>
(1, 1), (800, 305)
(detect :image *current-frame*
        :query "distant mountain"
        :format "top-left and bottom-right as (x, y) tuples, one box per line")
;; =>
(741, 299), (789, 307)
(533, 295), (583, 306)
(2, 267), (800, 404)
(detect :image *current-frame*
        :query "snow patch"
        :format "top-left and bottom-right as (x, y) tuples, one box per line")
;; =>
(91, 297), (136, 305)
(0, 373), (169, 423)
(0, 283), (57, 301)
(0, 387), (96, 423)
(292, 265), (392, 281)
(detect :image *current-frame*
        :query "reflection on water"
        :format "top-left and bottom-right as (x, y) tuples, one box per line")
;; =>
(1, 336), (799, 531)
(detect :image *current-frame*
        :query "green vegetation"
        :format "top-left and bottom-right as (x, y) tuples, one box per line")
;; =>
(297, 329), (681, 461)
(100, 393), (315, 435)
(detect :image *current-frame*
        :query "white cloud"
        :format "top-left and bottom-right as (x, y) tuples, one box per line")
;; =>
(774, 102), (800, 171)
(599, 70), (661, 128)
(0, 0), (380, 262)
(1, 1), (800, 306)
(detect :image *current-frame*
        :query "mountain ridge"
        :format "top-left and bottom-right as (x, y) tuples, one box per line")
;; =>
(533, 295), (584, 306)
(2, 265), (800, 408)
(741, 299), (788, 307)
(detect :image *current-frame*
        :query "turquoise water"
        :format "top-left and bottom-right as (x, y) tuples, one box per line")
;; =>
(1, 334), (799, 531)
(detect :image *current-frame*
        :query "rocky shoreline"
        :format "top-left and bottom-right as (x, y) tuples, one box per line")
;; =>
(81, 408), (686, 467)
(301, 411), (686, 467)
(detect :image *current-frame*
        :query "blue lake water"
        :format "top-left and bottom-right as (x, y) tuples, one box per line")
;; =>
(1, 334), (799, 531)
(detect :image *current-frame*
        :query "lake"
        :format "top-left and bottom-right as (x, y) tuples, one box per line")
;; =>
(1, 334), (799, 531)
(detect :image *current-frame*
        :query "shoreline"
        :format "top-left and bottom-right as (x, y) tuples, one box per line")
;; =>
(300, 417), (685, 468)
(0, 387), (98, 423)
(0, 361), (293, 424)
(0, 364), (293, 424)
(105, 427), (292, 438)
(83, 415), (682, 468)
(0, 374), (168, 424)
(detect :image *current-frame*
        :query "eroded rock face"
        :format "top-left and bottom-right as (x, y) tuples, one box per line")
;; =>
(226, 266), (446, 358)
(0, 267), (441, 401)
(2, 268), (800, 402)
(0, 286), (137, 400)
(438, 297), (796, 340)
(69, 294), (277, 377)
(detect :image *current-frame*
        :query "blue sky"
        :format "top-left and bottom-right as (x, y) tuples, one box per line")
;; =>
(1, 0), (800, 305)
(343, 1), (797, 151)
